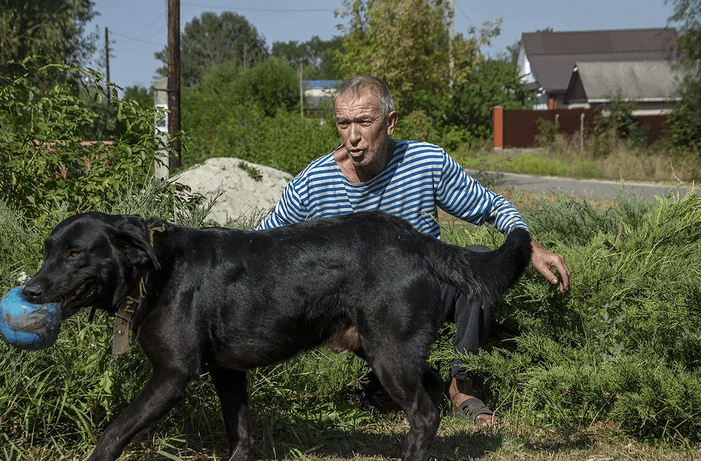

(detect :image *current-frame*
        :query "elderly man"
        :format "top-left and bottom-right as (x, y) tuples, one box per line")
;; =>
(255, 75), (570, 426)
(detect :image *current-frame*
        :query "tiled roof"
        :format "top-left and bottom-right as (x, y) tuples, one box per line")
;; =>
(522, 28), (680, 93)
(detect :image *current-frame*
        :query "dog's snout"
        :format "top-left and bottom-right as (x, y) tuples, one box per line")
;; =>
(22, 283), (43, 302)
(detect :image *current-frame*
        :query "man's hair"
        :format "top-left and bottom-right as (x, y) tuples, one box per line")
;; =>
(334, 75), (395, 120)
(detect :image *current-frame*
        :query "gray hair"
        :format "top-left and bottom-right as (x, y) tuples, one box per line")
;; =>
(333, 75), (395, 120)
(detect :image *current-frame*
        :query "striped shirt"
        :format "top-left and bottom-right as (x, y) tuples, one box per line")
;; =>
(254, 140), (530, 238)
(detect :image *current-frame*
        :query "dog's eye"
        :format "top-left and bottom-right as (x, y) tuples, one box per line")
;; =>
(68, 251), (81, 259)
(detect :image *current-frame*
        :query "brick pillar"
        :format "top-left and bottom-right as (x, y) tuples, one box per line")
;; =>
(493, 106), (504, 150)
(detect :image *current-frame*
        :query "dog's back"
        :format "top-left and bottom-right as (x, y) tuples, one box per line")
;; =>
(143, 211), (531, 367)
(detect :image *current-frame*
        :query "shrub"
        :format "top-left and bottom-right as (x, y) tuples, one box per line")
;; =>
(534, 118), (559, 147)
(453, 190), (701, 444)
(182, 94), (339, 174)
(0, 59), (164, 221)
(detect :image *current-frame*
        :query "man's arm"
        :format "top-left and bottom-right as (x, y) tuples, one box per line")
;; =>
(437, 152), (570, 292)
(436, 153), (529, 233)
(253, 181), (308, 231)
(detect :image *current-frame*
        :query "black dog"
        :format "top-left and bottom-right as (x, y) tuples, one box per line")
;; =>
(23, 211), (531, 461)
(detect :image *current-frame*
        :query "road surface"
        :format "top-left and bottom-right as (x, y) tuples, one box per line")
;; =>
(467, 170), (696, 202)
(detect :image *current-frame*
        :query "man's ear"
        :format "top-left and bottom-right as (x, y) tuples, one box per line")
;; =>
(386, 110), (398, 136)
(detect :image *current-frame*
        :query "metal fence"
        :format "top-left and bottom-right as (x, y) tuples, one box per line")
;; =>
(492, 106), (670, 149)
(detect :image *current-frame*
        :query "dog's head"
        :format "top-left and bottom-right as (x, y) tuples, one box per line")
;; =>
(23, 213), (161, 319)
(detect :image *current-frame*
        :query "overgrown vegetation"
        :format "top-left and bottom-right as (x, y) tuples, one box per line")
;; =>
(456, 98), (701, 184)
(0, 59), (168, 221)
(3, 184), (701, 459)
(2, 1), (701, 459)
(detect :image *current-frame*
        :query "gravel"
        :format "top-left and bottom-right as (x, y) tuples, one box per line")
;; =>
(174, 157), (292, 225)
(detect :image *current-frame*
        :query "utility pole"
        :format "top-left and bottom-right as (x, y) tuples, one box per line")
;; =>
(168, 0), (181, 168)
(299, 61), (304, 117)
(105, 27), (111, 103)
(448, 0), (454, 87)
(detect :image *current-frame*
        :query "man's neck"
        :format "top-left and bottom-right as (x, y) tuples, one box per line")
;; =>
(336, 139), (395, 183)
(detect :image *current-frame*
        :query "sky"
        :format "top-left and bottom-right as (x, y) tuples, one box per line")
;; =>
(88, 0), (678, 92)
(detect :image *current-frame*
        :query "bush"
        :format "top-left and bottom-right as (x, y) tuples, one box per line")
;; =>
(667, 72), (701, 151)
(182, 84), (340, 174)
(453, 190), (701, 444)
(587, 98), (648, 157)
(4, 188), (701, 456)
(534, 118), (560, 147)
(0, 59), (164, 221)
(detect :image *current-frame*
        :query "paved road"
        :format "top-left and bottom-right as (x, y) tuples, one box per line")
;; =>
(467, 170), (697, 202)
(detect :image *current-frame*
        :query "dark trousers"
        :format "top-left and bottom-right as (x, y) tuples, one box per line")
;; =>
(441, 244), (495, 381)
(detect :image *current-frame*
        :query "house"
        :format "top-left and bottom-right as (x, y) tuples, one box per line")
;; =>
(303, 80), (341, 114)
(565, 61), (686, 115)
(518, 28), (681, 110)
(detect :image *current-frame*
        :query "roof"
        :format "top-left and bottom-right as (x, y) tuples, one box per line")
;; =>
(566, 61), (686, 102)
(303, 80), (342, 89)
(521, 28), (680, 93)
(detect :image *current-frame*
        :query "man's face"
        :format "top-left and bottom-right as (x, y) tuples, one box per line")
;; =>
(334, 89), (396, 169)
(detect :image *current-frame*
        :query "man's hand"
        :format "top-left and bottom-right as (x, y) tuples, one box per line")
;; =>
(530, 236), (571, 293)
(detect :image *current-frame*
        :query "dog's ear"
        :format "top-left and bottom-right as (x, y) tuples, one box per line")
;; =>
(110, 215), (162, 271)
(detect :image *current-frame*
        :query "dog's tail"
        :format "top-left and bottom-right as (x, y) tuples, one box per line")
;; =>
(433, 228), (532, 304)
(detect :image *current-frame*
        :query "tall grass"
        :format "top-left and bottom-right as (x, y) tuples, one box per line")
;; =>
(453, 143), (701, 184)
(448, 190), (701, 445)
(2, 184), (701, 459)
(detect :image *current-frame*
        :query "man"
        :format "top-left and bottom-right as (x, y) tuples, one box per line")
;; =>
(255, 75), (570, 426)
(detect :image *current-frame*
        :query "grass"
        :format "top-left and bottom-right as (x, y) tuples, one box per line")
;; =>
(4, 146), (701, 461)
(452, 145), (701, 186)
(19, 407), (697, 460)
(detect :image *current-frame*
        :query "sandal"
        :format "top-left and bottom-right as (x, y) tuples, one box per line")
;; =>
(454, 397), (494, 424)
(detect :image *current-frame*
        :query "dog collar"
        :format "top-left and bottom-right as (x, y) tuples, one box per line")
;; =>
(112, 278), (146, 355)
(112, 224), (163, 355)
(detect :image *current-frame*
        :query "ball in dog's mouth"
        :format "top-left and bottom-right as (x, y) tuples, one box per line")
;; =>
(0, 286), (62, 350)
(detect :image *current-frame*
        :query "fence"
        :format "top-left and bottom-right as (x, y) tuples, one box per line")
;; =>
(492, 106), (670, 149)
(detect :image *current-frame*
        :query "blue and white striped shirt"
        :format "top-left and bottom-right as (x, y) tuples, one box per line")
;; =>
(255, 140), (529, 238)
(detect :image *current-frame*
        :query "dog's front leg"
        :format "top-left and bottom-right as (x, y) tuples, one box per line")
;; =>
(88, 369), (200, 461)
(210, 367), (254, 461)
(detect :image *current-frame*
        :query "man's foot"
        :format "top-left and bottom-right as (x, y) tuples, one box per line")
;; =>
(448, 377), (495, 427)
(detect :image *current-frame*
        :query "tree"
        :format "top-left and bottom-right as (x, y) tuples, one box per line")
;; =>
(155, 11), (268, 87)
(306, 35), (344, 79)
(123, 85), (153, 110)
(666, 0), (701, 148)
(504, 39), (522, 64)
(447, 59), (533, 141)
(0, 0), (99, 89)
(272, 35), (343, 80)
(668, 0), (701, 62)
(189, 57), (299, 120)
(335, 0), (499, 111)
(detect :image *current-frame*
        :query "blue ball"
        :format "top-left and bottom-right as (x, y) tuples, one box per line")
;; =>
(0, 286), (62, 350)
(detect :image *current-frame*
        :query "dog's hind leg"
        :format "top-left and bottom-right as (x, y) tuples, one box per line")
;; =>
(422, 367), (445, 410)
(209, 368), (254, 461)
(370, 357), (441, 461)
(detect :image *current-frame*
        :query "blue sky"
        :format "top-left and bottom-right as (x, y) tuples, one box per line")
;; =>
(88, 0), (677, 91)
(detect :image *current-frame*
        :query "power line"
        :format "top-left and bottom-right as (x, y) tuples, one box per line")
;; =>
(143, 11), (167, 33)
(182, 2), (336, 13)
(454, 0), (477, 28)
(110, 30), (164, 47)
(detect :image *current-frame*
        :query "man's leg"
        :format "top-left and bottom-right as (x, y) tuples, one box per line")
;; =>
(442, 244), (496, 426)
